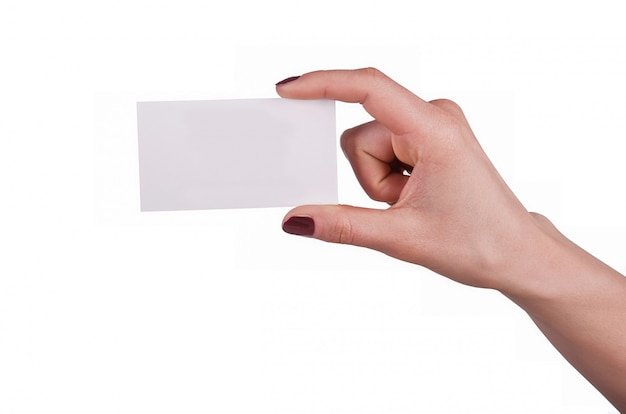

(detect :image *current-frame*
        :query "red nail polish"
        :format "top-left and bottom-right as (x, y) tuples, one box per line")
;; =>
(282, 216), (315, 236)
(275, 76), (300, 86)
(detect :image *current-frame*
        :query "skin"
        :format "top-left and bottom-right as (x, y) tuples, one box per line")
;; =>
(277, 68), (626, 412)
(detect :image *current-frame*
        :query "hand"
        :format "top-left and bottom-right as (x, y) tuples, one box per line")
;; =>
(277, 69), (626, 411)
(277, 68), (547, 293)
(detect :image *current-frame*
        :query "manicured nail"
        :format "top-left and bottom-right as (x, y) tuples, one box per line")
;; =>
(275, 76), (300, 86)
(282, 216), (315, 236)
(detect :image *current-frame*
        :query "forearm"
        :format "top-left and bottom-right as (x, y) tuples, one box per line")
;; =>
(502, 214), (626, 411)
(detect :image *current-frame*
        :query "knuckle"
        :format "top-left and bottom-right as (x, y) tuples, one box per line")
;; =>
(428, 99), (469, 142)
(430, 98), (462, 114)
(340, 120), (380, 158)
(359, 182), (387, 203)
(334, 216), (355, 245)
(529, 211), (560, 237)
(339, 128), (355, 153)
(359, 67), (386, 82)
(530, 211), (554, 227)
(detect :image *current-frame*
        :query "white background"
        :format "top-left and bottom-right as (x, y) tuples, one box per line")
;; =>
(1, 1), (625, 413)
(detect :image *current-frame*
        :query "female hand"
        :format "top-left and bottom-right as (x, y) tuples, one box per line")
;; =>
(277, 68), (547, 294)
(276, 68), (626, 411)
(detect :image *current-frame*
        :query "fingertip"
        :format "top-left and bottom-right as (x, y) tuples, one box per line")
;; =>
(281, 205), (332, 241)
(282, 205), (355, 244)
(282, 215), (315, 237)
(275, 75), (301, 86)
(281, 204), (390, 248)
(275, 76), (301, 98)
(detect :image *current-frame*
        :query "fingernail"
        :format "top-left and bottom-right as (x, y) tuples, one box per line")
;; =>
(275, 76), (300, 86)
(282, 216), (315, 236)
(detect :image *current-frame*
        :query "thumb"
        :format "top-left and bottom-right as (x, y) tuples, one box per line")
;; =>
(281, 204), (407, 253)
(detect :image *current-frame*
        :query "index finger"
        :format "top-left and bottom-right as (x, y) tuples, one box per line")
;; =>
(275, 68), (431, 136)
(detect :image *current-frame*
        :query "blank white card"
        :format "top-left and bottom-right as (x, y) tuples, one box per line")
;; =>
(137, 98), (337, 211)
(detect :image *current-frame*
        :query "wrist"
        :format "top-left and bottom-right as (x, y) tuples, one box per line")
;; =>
(494, 212), (625, 310)
(488, 212), (576, 303)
